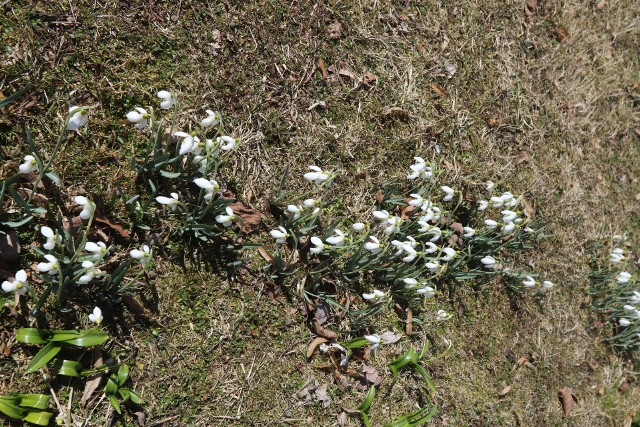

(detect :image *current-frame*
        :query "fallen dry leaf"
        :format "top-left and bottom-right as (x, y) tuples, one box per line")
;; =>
(363, 71), (377, 86)
(257, 246), (275, 264)
(229, 201), (262, 234)
(516, 152), (530, 165)
(558, 386), (577, 417)
(337, 412), (347, 427)
(327, 21), (342, 40)
(338, 69), (357, 81)
(525, 0), (538, 16)
(361, 364), (383, 386)
(95, 215), (130, 238)
(450, 222), (464, 234)
(307, 337), (329, 358)
(382, 107), (410, 121)
(311, 321), (338, 340)
(400, 204), (415, 220)
(317, 58), (328, 79)
(554, 27), (569, 41)
(430, 82), (447, 96)
(521, 197), (535, 219)
(596, 0), (606, 9)
(374, 188), (385, 204)
(134, 411), (146, 426)
(405, 307), (413, 336)
(378, 331), (402, 344)
(81, 348), (104, 406)
(498, 385), (512, 396)
(0, 229), (21, 263)
(314, 302), (330, 325)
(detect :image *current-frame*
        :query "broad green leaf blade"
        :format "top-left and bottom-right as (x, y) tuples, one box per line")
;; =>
(361, 411), (372, 427)
(15, 328), (50, 345)
(412, 365), (437, 395)
(159, 170), (181, 179)
(25, 342), (62, 374)
(129, 391), (142, 404)
(16, 394), (51, 410)
(117, 364), (129, 387)
(22, 410), (53, 426)
(53, 359), (84, 377)
(108, 395), (121, 414)
(58, 330), (109, 347)
(405, 405), (437, 426)
(117, 388), (130, 401)
(357, 386), (375, 412)
(105, 378), (118, 395)
(0, 399), (25, 419)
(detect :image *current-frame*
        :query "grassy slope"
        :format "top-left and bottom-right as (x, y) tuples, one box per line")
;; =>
(1, 0), (639, 425)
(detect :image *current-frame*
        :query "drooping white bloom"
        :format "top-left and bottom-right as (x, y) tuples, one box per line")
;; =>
(423, 242), (438, 254)
(630, 291), (640, 305)
(484, 219), (498, 229)
(362, 290), (385, 300)
(41, 226), (60, 250)
(215, 206), (236, 227)
(425, 261), (439, 272)
(392, 237), (417, 262)
(409, 194), (424, 208)
(156, 193), (180, 211)
(435, 310), (450, 321)
(200, 110), (219, 127)
(486, 180), (495, 191)
(617, 272), (632, 284)
(218, 136), (237, 151)
(130, 245), (151, 265)
(623, 304), (636, 312)
(303, 199), (317, 208)
(609, 248), (625, 263)
(287, 205), (302, 219)
(501, 210), (518, 223)
(372, 210), (390, 221)
(522, 276), (536, 288)
(542, 281), (554, 289)
(426, 226), (442, 242)
(364, 334), (382, 352)
(364, 236), (381, 254)
(403, 278), (418, 287)
(194, 178), (220, 201)
(74, 196), (93, 220)
(384, 216), (402, 235)
(619, 318), (631, 327)
(19, 155), (38, 174)
(490, 196), (503, 208)
(310, 236), (325, 254)
(157, 90), (175, 109)
(37, 254), (59, 274)
(126, 107), (149, 129)
(481, 256), (496, 266)
(441, 186), (455, 202)
(174, 132), (200, 155)
(67, 106), (89, 131)
(416, 285), (436, 297)
(193, 155), (208, 174)
(500, 192), (514, 203)
(352, 222), (365, 231)
(270, 226), (289, 244)
(78, 261), (101, 284)
(478, 200), (489, 211)
(304, 166), (331, 184)
(440, 247), (457, 262)
(88, 307), (103, 325)
(502, 222), (515, 233)
(85, 241), (107, 259)
(407, 157), (433, 179)
(326, 229), (346, 246)
(2, 270), (28, 295)
(463, 227), (475, 238)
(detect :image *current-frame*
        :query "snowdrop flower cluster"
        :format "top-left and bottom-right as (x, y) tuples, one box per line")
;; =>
(200, 110), (219, 127)
(126, 107), (149, 129)
(19, 155), (38, 174)
(2, 270), (29, 296)
(372, 210), (402, 235)
(362, 289), (385, 300)
(304, 166), (333, 184)
(609, 248), (625, 263)
(67, 106), (89, 131)
(406, 157), (433, 180)
(194, 178), (220, 201)
(157, 90), (176, 109)
(88, 306), (103, 325)
(41, 226), (61, 250)
(130, 245), (152, 265)
(215, 206), (236, 227)
(287, 198), (320, 220)
(270, 226), (289, 244)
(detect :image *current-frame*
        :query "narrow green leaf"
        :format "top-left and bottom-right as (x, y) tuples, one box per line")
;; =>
(44, 171), (61, 186)
(357, 386), (376, 412)
(361, 411), (372, 427)
(16, 394), (51, 410)
(108, 395), (121, 414)
(105, 378), (118, 395)
(412, 365), (437, 395)
(22, 411), (54, 426)
(0, 83), (32, 109)
(129, 391), (142, 404)
(117, 389), (130, 401)
(159, 170), (181, 179)
(25, 342), (62, 374)
(15, 328), (50, 345)
(117, 364), (129, 387)
(2, 216), (34, 228)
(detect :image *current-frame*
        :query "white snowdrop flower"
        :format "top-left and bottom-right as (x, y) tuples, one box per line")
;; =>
(74, 196), (93, 220)
(326, 229), (346, 246)
(514, 218), (524, 224)
(501, 210), (518, 223)
(609, 253), (624, 263)
(384, 216), (402, 235)
(409, 194), (424, 208)
(425, 261), (440, 272)
(490, 196), (503, 208)
(401, 246), (417, 263)
(85, 241), (107, 260)
(19, 155), (39, 174)
(303, 198), (317, 208)
(41, 226), (60, 250)
(352, 222), (365, 231)
(310, 236), (325, 254)
(418, 220), (431, 233)
(156, 193), (180, 211)
(364, 334), (382, 352)
(420, 209), (434, 223)
(67, 106), (89, 131)
(287, 205), (302, 219)
(481, 256), (496, 266)
(126, 107), (149, 129)
(78, 261), (101, 284)
(218, 136), (237, 151)
(215, 206), (236, 227)
(630, 292), (640, 305)
(435, 310), (450, 321)
(542, 281), (554, 289)
(623, 305), (636, 312)
(372, 210), (390, 221)
(484, 219), (498, 229)
(477, 200), (489, 211)
(424, 242), (438, 254)
(522, 276), (536, 288)
(364, 236), (381, 254)
(417, 285), (435, 297)
(193, 155), (207, 173)
(486, 180), (495, 191)
(130, 245), (151, 265)
(363, 290), (385, 300)
(88, 307), (103, 325)
(174, 132), (200, 155)
(2, 270), (28, 295)
(524, 226), (535, 233)
(403, 278), (418, 287)
(619, 318), (631, 327)
(407, 157), (433, 179)
(441, 186), (455, 202)
(37, 254), (59, 274)
(500, 192), (514, 202)
(502, 222), (515, 233)
(194, 178), (220, 201)
(304, 165), (331, 184)
(463, 227), (475, 238)
(440, 247), (457, 262)
(200, 110), (219, 127)
(431, 207), (442, 221)
(612, 235), (624, 242)
(617, 272), (632, 284)
(270, 226), (289, 244)
(427, 227), (442, 242)
(157, 90), (175, 109)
